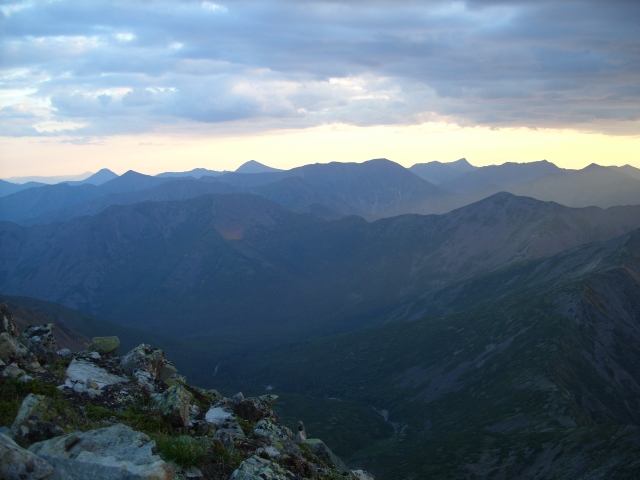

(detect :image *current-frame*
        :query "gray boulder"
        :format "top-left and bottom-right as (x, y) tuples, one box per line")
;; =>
(159, 359), (178, 383)
(206, 405), (246, 448)
(120, 344), (165, 378)
(28, 423), (174, 480)
(234, 394), (279, 422)
(65, 358), (129, 389)
(0, 332), (18, 360)
(0, 432), (54, 480)
(36, 456), (143, 480)
(205, 406), (233, 427)
(213, 419), (246, 449)
(18, 324), (57, 364)
(87, 336), (120, 355)
(10, 393), (64, 447)
(254, 417), (299, 456)
(1, 363), (25, 379)
(230, 455), (296, 480)
(152, 384), (190, 428)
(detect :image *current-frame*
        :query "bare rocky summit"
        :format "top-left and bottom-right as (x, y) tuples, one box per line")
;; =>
(0, 305), (371, 480)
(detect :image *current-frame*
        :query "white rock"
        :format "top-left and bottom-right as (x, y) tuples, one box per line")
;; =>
(73, 382), (87, 393)
(205, 406), (233, 426)
(65, 358), (128, 389)
(351, 470), (375, 480)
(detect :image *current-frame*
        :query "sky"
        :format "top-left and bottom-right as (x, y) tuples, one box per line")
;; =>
(1, 0), (639, 178)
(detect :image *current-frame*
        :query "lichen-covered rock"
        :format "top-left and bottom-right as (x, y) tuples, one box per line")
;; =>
(133, 369), (158, 392)
(304, 439), (349, 474)
(254, 416), (299, 456)
(18, 324), (57, 364)
(120, 344), (165, 379)
(0, 332), (18, 360)
(164, 373), (187, 387)
(230, 455), (296, 480)
(87, 336), (120, 355)
(0, 432), (54, 480)
(65, 358), (129, 389)
(10, 394), (64, 447)
(159, 359), (178, 383)
(152, 384), (190, 428)
(234, 394), (279, 422)
(28, 424), (174, 480)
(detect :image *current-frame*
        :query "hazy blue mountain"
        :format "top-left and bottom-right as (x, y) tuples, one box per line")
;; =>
(24, 178), (241, 226)
(18, 175), (350, 226)
(249, 176), (355, 218)
(0, 183), (103, 224)
(214, 170), (293, 188)
(439, 159), (561, 194)
(66, 168), (118, 185)
(217, 158), (459, 218)
(0, 179), (46, 198)
(98, 170), (176, 193)
(156, 167), (226, 178)
(0, 170), (178, 224)
(216, 227), (640, 479)
(235, 160), (282, 173)
(409, 158), (477, 184)
(508, 163), (640, 208)
(608, 164), (640, 180)
(2, 193), (640, 344)
(5, 172), (93, 184)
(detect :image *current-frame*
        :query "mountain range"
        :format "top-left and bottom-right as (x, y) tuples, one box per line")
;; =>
(2, 159), (640, 226)
(2, 192), (640, 346)
(2, 156), (640, 478)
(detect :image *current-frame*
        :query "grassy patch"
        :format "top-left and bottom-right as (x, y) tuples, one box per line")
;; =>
(236, 417), (254, 436)
(211, 439), (245, 470)
(0, 378), (66, 427)
(153, 434), (210, 468)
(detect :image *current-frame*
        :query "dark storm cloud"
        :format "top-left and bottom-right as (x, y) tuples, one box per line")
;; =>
(0, 0), (638, 137)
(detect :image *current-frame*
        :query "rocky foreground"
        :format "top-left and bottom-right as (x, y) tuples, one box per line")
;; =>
(0, 304), (373, 480)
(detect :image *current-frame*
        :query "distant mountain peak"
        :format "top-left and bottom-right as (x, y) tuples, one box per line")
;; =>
(81, 168), (118, 186)
(235, 160), (282, 174)
(449, 158), (477, 172)
(583, 163), (607, 172)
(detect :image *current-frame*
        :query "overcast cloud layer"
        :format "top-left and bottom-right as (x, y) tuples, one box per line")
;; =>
(1, 0), (639, 139)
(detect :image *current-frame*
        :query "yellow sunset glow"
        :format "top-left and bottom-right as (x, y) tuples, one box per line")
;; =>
(2, 122), (639, 178)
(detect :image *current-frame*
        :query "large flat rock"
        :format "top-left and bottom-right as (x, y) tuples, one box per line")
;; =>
(29, 424), (174, 480)
(65, 358), (129, 388)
